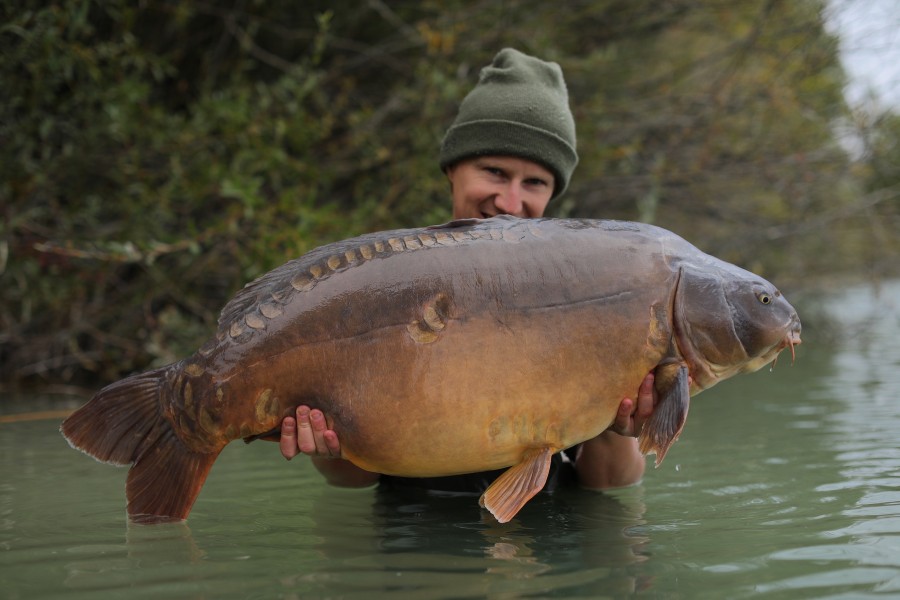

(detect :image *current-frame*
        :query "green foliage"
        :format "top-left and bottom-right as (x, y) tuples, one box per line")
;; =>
(0, 0), (891, 385)
(1, 1), (387, 382)
(562, 1), (859, 279)
(834, 108), (900, 278)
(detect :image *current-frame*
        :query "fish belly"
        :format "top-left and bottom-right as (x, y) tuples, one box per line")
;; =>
(276, 305), (662, 477)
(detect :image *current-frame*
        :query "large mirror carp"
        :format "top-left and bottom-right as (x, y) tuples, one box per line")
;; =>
(61, 216), (801, 524)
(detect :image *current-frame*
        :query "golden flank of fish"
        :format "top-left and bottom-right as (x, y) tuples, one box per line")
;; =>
(61, 216), (802, 524)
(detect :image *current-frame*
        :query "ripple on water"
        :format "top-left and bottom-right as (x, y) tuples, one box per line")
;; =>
(827, 517), (900, 537)
(769, 535), (900, 567)
(754, 567), (900, 595)
(703, 482), (774, 497)
(817, 478), (900, 493)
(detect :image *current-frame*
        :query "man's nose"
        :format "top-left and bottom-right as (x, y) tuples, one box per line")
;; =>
(494, 185), (524, 216)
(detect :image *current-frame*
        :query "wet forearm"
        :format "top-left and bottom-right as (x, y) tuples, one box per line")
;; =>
(311, 457), (380, 488)
(574, 431), (646, 490)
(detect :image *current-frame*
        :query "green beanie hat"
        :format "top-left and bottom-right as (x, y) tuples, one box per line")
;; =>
(439, 48), (578, 200)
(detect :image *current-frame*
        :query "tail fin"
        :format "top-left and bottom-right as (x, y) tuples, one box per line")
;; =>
(60, 366), (222, 523)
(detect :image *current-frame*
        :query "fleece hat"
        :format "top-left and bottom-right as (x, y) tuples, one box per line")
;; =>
(439, 48), (579, 199)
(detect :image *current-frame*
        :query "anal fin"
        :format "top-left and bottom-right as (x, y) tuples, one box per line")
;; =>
(479, 447), (553, 523)
(638, 363), (691, 467)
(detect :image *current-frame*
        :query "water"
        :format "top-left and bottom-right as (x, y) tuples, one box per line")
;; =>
(2, 281), (899, 599)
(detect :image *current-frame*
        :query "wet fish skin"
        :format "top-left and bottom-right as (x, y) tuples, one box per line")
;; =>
(60, 216), (801, 524)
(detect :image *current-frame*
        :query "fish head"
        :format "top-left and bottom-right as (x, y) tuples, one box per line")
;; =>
(674, 263), (802, 390)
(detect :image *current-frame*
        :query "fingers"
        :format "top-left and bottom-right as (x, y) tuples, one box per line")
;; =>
(611, 397), (636, 436)
(609, 371), (658, 438)
(321, 429), (341, 457)
(280, 416), (299, 460)
(296, 406), (317, 454)
(632, 372), (656, 434)
(308, 409), (330, 455)
(634, 372), (656, 424)
(296, 405), (341, 458)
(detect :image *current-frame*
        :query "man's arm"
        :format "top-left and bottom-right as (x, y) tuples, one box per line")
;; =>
(573, 372), (656, 489)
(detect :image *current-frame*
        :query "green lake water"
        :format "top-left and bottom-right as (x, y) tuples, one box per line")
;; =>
(2, 281), (899, 599)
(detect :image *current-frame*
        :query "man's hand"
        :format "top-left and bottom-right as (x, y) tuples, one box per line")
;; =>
(575, 371), (656, 489)
(280, 405), (342, 460)
(609, 372), (656, 437)
(279, 405), (379, 487)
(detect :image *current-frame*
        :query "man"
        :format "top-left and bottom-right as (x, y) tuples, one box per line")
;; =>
(279, 49), (656, 494)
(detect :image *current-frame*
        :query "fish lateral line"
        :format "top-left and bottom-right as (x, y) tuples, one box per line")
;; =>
(512, 290), (636, 313)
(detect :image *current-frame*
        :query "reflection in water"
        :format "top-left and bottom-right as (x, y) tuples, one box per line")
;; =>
(62, 522), (207, 593)
(124, 521), (205, 561)
(296, 482), (652, 597)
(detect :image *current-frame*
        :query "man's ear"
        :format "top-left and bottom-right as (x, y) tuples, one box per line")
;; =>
(445, 164), (456, 192)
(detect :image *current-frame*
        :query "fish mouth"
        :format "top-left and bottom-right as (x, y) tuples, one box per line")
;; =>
(773, 320), (802, 367)
(707, 320), (802, 378)
(782, 330), (802, 364)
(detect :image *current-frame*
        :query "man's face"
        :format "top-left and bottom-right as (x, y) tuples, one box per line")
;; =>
(447, 156), (555, 219)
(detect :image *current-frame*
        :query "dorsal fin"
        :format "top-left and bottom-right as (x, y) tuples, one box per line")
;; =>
(426, 218), (482, 229)
(426, 215), (521, 231)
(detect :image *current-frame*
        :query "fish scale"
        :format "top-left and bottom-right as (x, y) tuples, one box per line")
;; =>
(221, 221), (487, 346)
(61, 216), (801, 524)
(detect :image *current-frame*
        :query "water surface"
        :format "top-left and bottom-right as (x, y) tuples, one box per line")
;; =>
(2, 281), (899, 598)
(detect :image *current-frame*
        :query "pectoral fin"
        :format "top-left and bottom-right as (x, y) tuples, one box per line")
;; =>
(479, 447), (554, 523)
(638, 363), (690, 467)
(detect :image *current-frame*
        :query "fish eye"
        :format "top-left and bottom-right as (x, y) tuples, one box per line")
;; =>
(758, 292), (772, 305)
